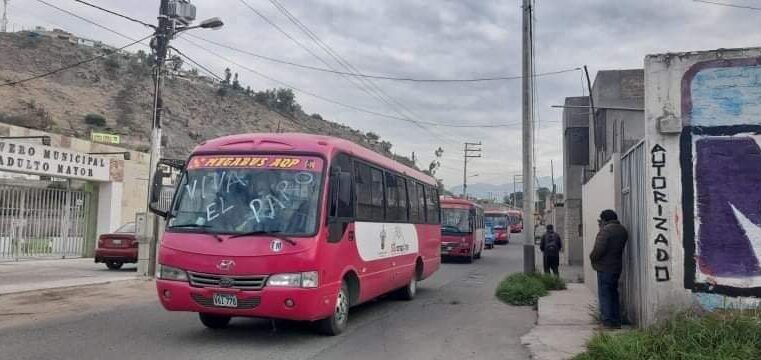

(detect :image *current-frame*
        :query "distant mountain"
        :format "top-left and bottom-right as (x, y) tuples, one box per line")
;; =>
(448, 176), (563, 200)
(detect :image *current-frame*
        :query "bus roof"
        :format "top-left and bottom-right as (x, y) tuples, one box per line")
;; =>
(192, 132), (437, 185)
(440, 197), (482, 209)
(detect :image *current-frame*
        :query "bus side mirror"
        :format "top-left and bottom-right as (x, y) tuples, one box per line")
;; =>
(148, 159), (184, 218)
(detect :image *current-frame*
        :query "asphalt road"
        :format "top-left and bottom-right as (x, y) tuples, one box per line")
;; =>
(0, 240), (534, 360)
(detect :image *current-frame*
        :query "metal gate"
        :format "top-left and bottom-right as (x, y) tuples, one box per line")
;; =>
(0, 183), (93, 260)
(620, 141), (648, 326)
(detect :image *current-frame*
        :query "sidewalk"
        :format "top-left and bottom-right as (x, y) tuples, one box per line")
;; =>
(521, 265), (597, 360)
(0, 258), (138, 295)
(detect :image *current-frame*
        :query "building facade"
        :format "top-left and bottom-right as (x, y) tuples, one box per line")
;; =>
(0, 123), (148, 261)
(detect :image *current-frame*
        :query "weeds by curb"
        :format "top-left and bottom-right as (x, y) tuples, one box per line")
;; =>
(495, 272), (566, 306)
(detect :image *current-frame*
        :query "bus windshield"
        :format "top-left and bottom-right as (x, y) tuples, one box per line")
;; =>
(167, 155), (324, 236)
(441, 207), (471, 233)
(485, 215), (508, 229)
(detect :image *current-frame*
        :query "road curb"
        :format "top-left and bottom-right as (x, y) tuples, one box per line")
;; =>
(0, 277), (146, 297)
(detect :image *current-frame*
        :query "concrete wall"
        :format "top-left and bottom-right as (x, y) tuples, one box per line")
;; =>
(581, 156), (620, 295)
(643, 47), (761, 325)
(563, 96), (589, 266)
(0, 123), (149, 228)
(590, 70), (645, 171)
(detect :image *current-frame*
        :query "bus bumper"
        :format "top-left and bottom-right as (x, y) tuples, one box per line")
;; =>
(156, 280), (340, 322)
(441, 242), (472, 257)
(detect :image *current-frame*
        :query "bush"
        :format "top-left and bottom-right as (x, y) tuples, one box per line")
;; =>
(575, 311), (761, 360)
(495, 273), (548, 306)
(535, 273), (567, 290)
(84, 113), (106, 127)
(104, 55), (120, 72)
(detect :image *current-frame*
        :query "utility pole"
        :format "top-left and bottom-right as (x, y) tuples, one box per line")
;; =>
(521, 0), (536, 274)
(462, 142), (482, 198)
(583, 65), (596, 171)
(1, 0), (9, 33)
(139, 0), (223, 277)
(511, 173), (523, 208)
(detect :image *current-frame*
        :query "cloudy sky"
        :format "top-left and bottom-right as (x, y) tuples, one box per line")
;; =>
(9, 0), (761, 189)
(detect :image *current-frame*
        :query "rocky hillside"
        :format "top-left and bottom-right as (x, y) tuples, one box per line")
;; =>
(0, 32), (413, 165)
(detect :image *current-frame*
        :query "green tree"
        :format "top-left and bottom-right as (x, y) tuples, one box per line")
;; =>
(506, 192), (523, 207)
(428, 147), (444, 176)
(223, 67), (232, 85)
(232, 73), (241, 90)
(275, 88), (297, 112)
(366, 132), (380, 141)
(84, 113), (106, 127)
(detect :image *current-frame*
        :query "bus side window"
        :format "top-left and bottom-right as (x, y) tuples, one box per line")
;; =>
(328, 154), (353, 243)
(425, 186), (440, 225)
(408, 180), (424, 223)
(329, 154), (353, 218)
(417, 183), (427, 223)
(354, 162), (373, 220)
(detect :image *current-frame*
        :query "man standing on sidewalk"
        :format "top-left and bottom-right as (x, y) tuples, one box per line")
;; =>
(590, 209), (628, 329)
(540, 224), (562, 276)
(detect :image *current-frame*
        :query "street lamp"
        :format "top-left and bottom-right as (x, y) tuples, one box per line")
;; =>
(175, 17), (224, 34)
(140, 0), (224, 277)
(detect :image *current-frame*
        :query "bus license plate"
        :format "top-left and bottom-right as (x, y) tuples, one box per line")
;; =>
(213, 293), (238, 308)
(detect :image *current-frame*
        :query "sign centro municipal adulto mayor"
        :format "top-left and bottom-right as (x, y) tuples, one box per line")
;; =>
(0, 139), (111, 181)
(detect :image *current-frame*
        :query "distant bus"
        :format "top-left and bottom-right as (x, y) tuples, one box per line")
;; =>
(484, 209), (511, 245)
(439, 197), (485, 262)
(148, 133), (442, 335)
(508, 210), (523, 233)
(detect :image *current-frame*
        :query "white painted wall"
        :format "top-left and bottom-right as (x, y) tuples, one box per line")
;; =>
(643, 47), (761, 325)
(581, 156), (620, 295)
(97, 182), (123, 236)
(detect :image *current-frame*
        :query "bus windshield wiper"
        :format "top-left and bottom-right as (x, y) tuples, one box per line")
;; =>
(228, 230), (296, 245)
(168, 223), (212, 229)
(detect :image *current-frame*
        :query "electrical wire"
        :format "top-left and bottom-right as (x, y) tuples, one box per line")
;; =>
(187, 34), (580, 83)
(0, 34), (153, 87)
(72, 0), (155, 28)
(238, 0), (457, 146)
(263, 0), (460, 146)
(693, 0), (761, 11)
(177, 38), (526, 129)
(172, 47), (310, 132)
(33, 0), (150, 46)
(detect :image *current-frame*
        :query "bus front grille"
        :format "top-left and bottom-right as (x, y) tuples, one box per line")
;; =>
(187, 272), (268, 290)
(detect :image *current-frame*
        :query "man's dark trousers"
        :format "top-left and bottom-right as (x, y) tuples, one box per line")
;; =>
(597, 271), (621, 327)
(543, 255), (559, 276)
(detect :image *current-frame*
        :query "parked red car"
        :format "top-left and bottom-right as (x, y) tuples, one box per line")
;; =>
(95, 222), (137, 270)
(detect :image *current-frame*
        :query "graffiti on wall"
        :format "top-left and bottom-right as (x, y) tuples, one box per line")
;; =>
(651, 144), (671, 282)
(682, 59), (761, 297)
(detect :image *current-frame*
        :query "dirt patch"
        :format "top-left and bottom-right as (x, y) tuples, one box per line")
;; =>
(0, 279), (156, 330)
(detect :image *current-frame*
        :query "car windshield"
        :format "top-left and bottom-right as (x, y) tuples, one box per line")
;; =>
(167, 155), (324, 236)
(115, 222), (136, 233)
(485, 215), (508, 229)
(441, 207), (471, 233)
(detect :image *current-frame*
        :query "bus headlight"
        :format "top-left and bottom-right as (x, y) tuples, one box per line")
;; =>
(158, 264), (188, 282)
(267, 272), (319, 288)
(301, 271), (319, 288)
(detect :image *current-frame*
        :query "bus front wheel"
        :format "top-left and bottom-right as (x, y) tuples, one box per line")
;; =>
(318, 282), (350, 336)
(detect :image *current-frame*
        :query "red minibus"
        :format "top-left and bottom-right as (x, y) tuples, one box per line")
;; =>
(148, 133), (441, 335)
(508, 210), (523, 233)
(484, 210), (511, 245)
(439, 197), (484, 263)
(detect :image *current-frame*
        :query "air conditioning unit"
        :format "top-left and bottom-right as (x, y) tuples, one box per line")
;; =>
(167, 0), (196, 25)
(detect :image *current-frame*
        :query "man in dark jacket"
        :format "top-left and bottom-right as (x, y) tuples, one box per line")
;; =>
(540, 224), (562, 276)
(590, 209), (628, 329)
